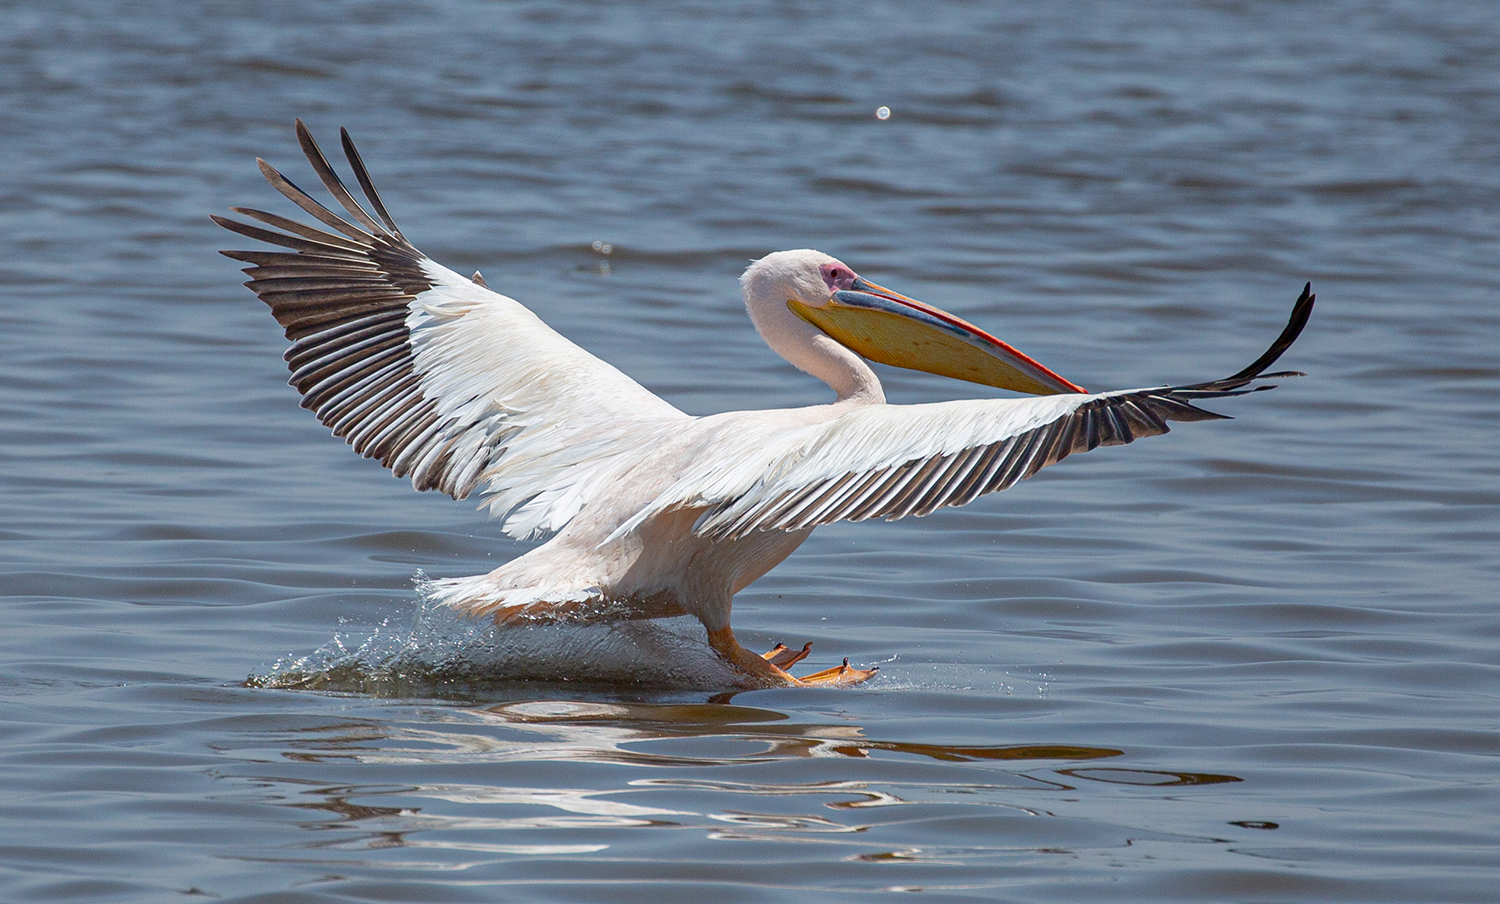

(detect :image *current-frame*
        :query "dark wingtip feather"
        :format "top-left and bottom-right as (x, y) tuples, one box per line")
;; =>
(249, 154), (381, 244)
(340, 126), (404, 239)
(1216, 282), (1315, 386)
(1132, 282), (1315, 423)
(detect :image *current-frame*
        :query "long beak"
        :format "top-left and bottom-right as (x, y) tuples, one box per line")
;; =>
(788, 277), (1086, 395)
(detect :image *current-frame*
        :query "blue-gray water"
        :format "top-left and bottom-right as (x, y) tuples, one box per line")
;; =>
(3, 1), (1498, 901)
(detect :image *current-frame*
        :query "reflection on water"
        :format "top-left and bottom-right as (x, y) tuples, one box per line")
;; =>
(478, 699), (1128, 769)
(1058, 766), (1242, 787)
(218, 694), (1244, 877)
(366, 699), (1129, 770)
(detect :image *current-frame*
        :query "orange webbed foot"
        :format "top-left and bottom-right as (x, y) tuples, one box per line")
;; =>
(798, 658), (879, 687)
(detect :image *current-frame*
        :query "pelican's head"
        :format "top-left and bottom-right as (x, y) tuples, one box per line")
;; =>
(741, 249), (1084, 397)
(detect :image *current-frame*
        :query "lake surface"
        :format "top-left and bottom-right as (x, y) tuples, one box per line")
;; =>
(3, 1), (1499, 900)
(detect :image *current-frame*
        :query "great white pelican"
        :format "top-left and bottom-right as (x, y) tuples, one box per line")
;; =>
(216, 121), (1314, 688)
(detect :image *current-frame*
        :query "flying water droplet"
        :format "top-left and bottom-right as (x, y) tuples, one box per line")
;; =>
(876, 106), (891, 120)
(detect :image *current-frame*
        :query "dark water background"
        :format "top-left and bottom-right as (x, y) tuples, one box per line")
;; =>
(3, 1), (1499, 901)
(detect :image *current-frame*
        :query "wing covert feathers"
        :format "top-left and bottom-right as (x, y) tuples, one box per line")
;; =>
(216, 121), (684, 537)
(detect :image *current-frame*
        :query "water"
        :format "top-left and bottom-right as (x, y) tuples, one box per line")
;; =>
(3, 1), (1499, 900)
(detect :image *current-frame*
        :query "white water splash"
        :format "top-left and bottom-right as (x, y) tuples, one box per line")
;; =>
(248, 578), (745, 695)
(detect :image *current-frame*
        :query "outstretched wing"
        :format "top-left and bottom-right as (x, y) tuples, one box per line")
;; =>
(627, 286), (1313, 541)
(215, 120), (688, 538)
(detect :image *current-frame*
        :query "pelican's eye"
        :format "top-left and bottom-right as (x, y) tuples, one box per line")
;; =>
(819, 263), (858, 294)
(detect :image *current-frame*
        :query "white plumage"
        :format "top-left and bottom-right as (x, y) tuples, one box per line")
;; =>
(217, 121), (1313, 687)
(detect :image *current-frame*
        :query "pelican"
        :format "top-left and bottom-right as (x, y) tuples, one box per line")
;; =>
(216, 121), (1314, 688)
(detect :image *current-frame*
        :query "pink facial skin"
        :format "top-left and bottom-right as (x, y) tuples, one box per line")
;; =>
(819, 262), (859, 294)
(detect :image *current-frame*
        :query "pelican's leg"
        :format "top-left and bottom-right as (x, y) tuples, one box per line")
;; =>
(707, 627), (801, 687)
(706, 628), (876, 688)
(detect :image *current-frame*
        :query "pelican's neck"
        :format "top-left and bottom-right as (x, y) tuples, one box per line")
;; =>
(754, 310), (886, 403)
(799, 331), (886, 404)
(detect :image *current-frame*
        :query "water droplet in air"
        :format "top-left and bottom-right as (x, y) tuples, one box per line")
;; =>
(592, 240), (613, 254)
(876, 106), (891, 120)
